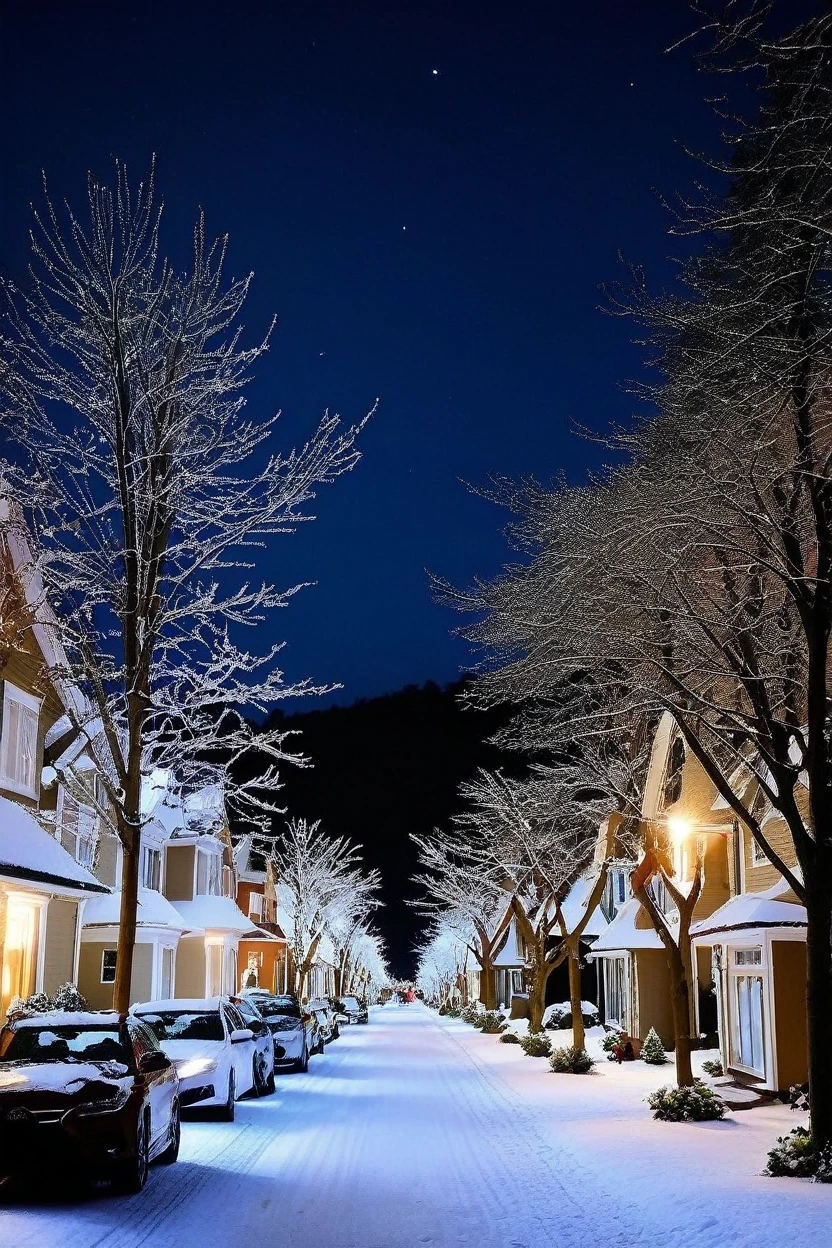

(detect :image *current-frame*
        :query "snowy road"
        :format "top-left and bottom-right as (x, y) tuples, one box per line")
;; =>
(1, 1004), (828, 1248)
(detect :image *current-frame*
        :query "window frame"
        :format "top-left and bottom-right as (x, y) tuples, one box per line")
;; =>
(101, 948), (118, 984)
(0, 680), (41, 799)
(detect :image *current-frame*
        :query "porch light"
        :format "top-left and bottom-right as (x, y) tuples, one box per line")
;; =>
(667, 815), (692, 842)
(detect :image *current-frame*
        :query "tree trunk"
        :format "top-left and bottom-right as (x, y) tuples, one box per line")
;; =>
(667, 943), (694, 1087)
(479, 957), (497, 1010)
(568, 944), (585, 1052)
(113, 835), (139, 1014)
(528, 972), (547, 1033)
(805, 882), (832, 1148)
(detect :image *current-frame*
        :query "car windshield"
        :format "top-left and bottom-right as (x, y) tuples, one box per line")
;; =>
(0, 1025), (131, 1065)
(266, 1015), (303, 1032)
(138, 1011), (225, 1042)
(255, 999), (301, 1020)
(343, 998), (360, 1010)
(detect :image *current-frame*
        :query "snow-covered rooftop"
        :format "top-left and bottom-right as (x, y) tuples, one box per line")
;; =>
(691, 889), (806, 939)
(589, 898), (666, 954)
(172, 895), (254, 934)
(0, 795), (108, 894)
(559, 875), (607, 940)
(83, 886), (197, 933)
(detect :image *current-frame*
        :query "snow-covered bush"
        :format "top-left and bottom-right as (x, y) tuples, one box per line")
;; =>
(647, 1082), (727, 1122)
(460, 1002), (483, 1026)
(479, 1010), (506, 1034)
(701, 1058), (724, 1078)
(445, 1005), (461, 1018)
(53, 983), (87, 1012)
(764, 1124), (832, 1181)
(549, 1045), (594, 1074)
(641, 1027), (668, 1065)
(545, 1002), (600, 1030)
(520, 1032), (553, 1058)
(499, 1030), (521, 1044)
(790, 1084), (810, 1113)
(6, 984), (88, 1020)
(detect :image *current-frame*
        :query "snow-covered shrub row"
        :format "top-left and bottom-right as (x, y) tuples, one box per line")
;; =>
(549, 1045), (594, 1074)
(520, 1032), (553, 1058)
(7, 983), (86, 1020)
(460, 1002), (483, 1026)
(647, 1082), (726, 1122)
(765, 1128), (832, 1181)
(478, 1011), (506, 1034)
(499, 1031), (521, 1044)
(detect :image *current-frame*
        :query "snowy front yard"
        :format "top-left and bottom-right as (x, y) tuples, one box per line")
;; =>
(1, 1005), (827, 1248)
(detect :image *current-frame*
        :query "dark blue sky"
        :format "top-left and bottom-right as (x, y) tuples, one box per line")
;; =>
(1, 1), (739, 705)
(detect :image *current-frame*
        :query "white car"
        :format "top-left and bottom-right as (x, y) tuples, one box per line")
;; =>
(132, 997), (257, 1120)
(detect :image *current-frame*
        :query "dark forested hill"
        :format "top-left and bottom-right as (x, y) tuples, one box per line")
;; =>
(253, 679), (512, 978)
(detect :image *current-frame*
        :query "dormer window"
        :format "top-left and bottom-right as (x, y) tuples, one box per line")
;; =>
(0, 681), (40, 799)
(141, 845), (163, 891)
(662, 736), (685, 809)
(196, 847), (221, 896)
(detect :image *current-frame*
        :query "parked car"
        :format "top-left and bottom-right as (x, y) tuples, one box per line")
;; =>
(307, 996), (340, 1045)
(336, 995), (369, 1025)
(132, 997), (256, 1120)
(228, 996), (276, 1094)
(0, 1010), (180, 1193)
(241, 992), (312, 1071)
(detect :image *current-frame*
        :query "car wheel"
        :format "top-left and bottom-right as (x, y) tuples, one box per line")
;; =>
(220, 1072), (235, 1121)
(116, 1110), (150, 1193)
(265, 1068), (276, 1094)
(294, 1044), (309, 1073)
(332, 1023), (341, 1041)
(159, 1101), (181, 1165)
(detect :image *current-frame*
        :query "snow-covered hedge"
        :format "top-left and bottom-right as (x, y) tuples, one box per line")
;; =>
(543, 1001), (600, 1030)
(7, 983), (87, 1020)
(765, 1127), (832, 1181)
(549, 1045), (594, 1074)
(647, 1082), (726, 1122)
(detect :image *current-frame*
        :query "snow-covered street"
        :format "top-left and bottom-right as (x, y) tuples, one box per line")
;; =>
(2, 1003), (829, 1248)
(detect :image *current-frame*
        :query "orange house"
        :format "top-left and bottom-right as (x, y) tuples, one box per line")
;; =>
(234, 836), (290, 994)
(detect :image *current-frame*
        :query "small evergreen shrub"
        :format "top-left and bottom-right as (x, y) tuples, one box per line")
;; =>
(520, 1031), (553, 1058)
(765, 1126), (832, 1181)
(549, 1045), (594, 1074)
(647, 1081), (727, 1122)
(499, 1030), (521, 1044)
(600, 1027), (625, 1059)
(641, 1027), (669, 1065)
(7, 984), (87, 1021)
(445, 1005), (461, 1018)
(460, 1002), (483, 1026)
(701, 1058), (724, 1078)
(437, 1003), (449, 1016)
(479, 1010), (506, 1034)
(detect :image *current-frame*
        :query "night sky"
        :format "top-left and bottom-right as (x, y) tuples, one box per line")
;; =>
(0, 2), (759, 705)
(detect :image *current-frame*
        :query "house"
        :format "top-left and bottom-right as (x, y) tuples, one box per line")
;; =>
(234, 834), (290, 994)
(690, 784), (807, 1093)
(0, 510), (110, 1020)
(591, 713), (732, 1047)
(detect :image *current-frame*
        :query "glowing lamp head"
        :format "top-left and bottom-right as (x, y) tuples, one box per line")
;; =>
(667, 815), (691, 842)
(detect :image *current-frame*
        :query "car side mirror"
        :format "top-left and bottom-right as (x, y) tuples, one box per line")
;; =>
(138, 1050), (171, 1074)
(230, 1028), (254, 1044)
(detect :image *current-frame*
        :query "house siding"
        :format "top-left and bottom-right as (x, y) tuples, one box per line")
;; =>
(634, 949), (673, 1047)
(772, 940), (808, 1091)
(165, 845), (195, 901)
(79, 940), (153, 1009)
(175, 936), (205, 998)
(41, 898), (78, 996)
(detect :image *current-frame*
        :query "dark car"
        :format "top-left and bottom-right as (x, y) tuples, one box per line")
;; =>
(0, 1010), (180, 1193)
(336, 996), (369, 1025)
(241, 992), (312, 1071)
(307, 997), (340, 1046)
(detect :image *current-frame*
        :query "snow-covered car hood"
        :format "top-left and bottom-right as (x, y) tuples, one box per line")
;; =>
(0, 1059), (131, 1108)
(159, 1039), (225, 1070)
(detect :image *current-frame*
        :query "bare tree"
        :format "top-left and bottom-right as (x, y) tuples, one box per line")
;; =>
(268, 817), (376, 998)
(0, 161), (371, 1012)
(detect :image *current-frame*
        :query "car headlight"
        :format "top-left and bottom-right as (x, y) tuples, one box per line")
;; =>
(176, 1057), (218, 1081)
(75, 1086), (131, 1116)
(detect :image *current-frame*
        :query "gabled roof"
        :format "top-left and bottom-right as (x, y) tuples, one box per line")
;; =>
(83, 886), (196, 932)
(0, 794), (108, 894)
(589, 897), (666, 954)
(559, 874), (607, 940)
